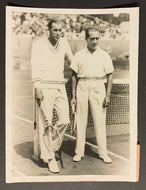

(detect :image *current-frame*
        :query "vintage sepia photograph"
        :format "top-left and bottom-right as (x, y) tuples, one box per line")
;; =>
(6, 7), (139, 182)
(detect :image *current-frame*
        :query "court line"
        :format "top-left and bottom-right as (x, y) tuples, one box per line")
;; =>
(13, 80), (33, 83)
(13, 95), (33, 98)
(10, 114), (33, 124)
(65, 134), (130, 163)
(103, 78), (129, 84)
(10, 114), (130, 163)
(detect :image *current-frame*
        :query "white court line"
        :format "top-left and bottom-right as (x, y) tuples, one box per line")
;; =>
(13, 95), (33, 98)
(13, 80), (33, 83)
(10, 114), (130, 163)
(65, 134), (130, 163)
(10, 114), (33, 124)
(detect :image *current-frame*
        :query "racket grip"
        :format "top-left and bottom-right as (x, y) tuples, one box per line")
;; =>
(72, 104), (75, 113)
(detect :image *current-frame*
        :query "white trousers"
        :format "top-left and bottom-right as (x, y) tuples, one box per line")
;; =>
(75, 78), (107, 156)
(38, 87), (70, 162)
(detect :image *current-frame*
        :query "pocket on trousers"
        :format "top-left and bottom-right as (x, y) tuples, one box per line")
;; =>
(77, 81), (87, 92)
(77, 82), (88, 101)
(92, 84), (106, 103)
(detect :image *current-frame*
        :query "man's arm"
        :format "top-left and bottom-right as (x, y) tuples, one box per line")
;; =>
(65, 51), (73, 66)
(31, 41), (41, 86)
(71, 70), (77, 108)
(103, 73), (113, 108)
(64, 39), (74, 65)
(106, 73), (113, 97)
(31, 40), (43, 102)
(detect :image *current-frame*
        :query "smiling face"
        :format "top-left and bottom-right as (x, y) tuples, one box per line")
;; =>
(86, 30), (100, 52)
(49, 22), (62, 45)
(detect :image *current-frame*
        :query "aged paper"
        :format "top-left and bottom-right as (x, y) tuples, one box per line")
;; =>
(6, 6), (139, 182)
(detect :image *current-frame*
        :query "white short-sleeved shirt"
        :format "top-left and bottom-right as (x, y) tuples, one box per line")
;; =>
(31, 37), (73, 88)
(70, 47), (114, 78)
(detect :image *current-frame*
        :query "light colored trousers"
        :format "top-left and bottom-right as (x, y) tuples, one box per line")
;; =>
(38, 87), (69, 162)
(75, 78), (107, 157)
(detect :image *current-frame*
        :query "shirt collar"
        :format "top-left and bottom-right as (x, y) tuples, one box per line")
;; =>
(45, 37), (61, 54)
(85, 46), (100, 54)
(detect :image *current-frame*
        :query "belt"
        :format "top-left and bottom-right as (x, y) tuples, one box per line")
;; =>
(78, 77), (103, 80)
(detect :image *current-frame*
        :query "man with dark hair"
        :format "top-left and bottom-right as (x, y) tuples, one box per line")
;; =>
(31, 18), (73, 173)
(48, 18), (61, 29)
(84, 27), (98, 39)
(70, 27), (114, 163)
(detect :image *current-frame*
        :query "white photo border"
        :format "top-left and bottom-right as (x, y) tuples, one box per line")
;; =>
(6, 6), (139, 183)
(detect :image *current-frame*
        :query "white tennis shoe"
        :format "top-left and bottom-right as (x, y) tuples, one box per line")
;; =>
(73, 154), (84, 162)
(99, 154), (112, 164)
(48, 158), (60, 173)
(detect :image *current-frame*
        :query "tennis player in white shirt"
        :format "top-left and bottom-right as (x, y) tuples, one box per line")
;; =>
(70, 27), (114, 164)
(31, 18), (73, 173)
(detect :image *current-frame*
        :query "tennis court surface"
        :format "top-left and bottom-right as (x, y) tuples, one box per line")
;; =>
(9, 70), (130, 176)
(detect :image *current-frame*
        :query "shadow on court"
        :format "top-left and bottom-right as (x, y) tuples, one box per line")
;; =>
(14, 139), (98, 169)
(14, 142), (48, 168)
(61, 140), (98, 159)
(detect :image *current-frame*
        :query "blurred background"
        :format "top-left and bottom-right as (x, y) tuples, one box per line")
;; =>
(11, 12), (129, 75)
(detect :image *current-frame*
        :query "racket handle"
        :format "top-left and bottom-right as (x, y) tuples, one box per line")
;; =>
(72, 104), (75, 113)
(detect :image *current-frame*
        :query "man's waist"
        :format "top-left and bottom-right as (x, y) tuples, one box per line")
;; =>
(33, 80), (66, 89)
(78, 77), (103, 80)
(39, 80), (65, 84)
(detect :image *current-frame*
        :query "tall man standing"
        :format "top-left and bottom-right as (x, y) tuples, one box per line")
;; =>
(31, 18), (73, 173)
(70, 27), (114, 164)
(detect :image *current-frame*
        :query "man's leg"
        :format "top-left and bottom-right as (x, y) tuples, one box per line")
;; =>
(74, 80), (88, 160)
(38, 89), (55, 161)
(39, 89), (62, 173)
(54, 88), (70, 149)
(90, 101), (107, 156)
(89, 80), (112, 163)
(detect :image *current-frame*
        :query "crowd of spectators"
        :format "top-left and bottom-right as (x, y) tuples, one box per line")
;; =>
(12, 12), (129, 40)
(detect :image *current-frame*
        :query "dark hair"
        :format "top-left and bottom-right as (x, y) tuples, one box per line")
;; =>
(48, 18), (62, 29)
(85, 27), (100, 39)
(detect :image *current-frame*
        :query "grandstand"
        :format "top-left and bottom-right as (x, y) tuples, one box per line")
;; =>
(12, 12), (129, 40)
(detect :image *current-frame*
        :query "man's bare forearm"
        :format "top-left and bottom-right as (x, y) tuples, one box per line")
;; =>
(106, 73), (113, 97)
(72, 75), (77, 99)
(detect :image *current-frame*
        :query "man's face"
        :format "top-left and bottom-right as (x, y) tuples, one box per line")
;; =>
(49, 22), (62, 43)
(86, 30), (100, 51)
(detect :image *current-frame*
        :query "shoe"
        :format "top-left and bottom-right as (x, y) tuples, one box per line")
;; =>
(48, 158), (60, 173)
(73, 154), (84, 162)
(99, 154), (112, 164)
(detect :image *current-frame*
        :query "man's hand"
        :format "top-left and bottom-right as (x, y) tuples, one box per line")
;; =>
(102, 96), (110, 108)
(71, 98), (76, 113)
(35, 88), (43, 105)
